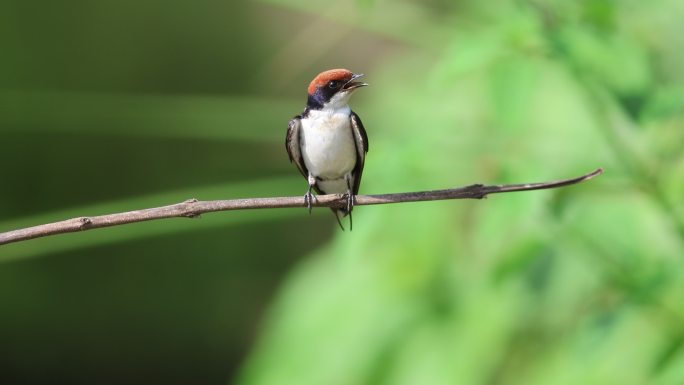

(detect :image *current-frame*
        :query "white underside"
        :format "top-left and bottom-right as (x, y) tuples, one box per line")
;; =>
(300, 106), (357, 194)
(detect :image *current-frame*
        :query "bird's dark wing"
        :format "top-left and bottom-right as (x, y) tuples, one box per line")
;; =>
(286, 115), (308, 179)
(350, 111), (369, 195)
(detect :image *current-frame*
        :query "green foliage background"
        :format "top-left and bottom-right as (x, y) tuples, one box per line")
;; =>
(2, 0), (684, 384)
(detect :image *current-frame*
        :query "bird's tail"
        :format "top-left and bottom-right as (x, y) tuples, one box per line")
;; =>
(332, 208), (352, 231)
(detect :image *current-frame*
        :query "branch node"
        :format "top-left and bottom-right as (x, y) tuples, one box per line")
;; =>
(79, 217), (93, 229)
(466, 184), (485, 189)
(181, 198), (201, 218)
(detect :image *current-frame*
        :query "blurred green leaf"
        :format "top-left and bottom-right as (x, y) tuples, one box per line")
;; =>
(556, 26), (652, 96)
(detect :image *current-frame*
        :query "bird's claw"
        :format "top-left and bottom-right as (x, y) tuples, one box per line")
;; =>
(304, 190), (317, 214)
(345, 192), (354, 213)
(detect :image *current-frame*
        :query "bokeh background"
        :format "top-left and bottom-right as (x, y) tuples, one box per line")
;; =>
(2, 0), (684, 384)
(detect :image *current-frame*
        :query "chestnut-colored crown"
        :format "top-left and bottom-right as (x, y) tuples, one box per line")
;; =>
(307, 69), (354, 95)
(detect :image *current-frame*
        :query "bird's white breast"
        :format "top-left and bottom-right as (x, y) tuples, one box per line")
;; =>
(300, 106), (357, 183)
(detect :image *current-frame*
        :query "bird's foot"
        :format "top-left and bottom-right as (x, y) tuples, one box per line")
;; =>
(304, 190), (317, 214)
(345, 192), (354, 213)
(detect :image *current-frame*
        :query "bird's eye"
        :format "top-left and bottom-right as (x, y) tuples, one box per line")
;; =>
(328, 80), (339, 89)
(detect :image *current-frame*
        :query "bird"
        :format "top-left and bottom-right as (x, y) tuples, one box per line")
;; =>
(285, 68), (369, 230)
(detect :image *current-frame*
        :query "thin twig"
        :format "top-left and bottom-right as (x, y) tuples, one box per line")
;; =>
(0, 168), (603, 246)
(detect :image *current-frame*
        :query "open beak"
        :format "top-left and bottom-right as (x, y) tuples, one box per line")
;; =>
(342, 73), (368, 91)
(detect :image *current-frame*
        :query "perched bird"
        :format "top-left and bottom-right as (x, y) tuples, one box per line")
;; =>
(286, 69), (369, 230)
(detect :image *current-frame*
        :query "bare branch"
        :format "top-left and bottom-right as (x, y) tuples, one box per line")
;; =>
(0, 168), (603, 246)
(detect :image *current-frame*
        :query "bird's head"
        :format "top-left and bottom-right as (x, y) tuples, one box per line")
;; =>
(306, 69), (367, 110)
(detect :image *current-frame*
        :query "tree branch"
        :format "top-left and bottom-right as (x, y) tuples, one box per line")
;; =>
(0, 168), (603, 246)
